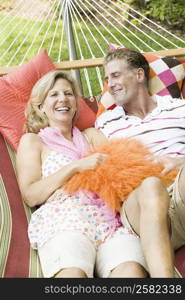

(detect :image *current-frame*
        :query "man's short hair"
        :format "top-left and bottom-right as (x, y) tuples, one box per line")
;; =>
(104, 49), (150, 86)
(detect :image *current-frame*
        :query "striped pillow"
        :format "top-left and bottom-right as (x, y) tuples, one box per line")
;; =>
(0, 133), (42, 277)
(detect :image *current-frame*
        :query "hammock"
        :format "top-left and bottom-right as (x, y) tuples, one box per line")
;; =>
(0, 0), (185, 96)
(0, 0), (185, 278)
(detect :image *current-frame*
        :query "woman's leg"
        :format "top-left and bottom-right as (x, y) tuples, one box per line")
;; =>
(109, 261), (148, 278)
(122, 177), (174, 277)
(54, 267), (87, 278)
(96, 227), (148, 278)
(38, 231), (96, 278)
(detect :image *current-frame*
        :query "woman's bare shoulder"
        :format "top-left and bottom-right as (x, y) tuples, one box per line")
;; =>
(18, 132), (42, 151)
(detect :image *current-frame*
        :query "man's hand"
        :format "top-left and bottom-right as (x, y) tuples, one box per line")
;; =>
(145, 154), (185, 174)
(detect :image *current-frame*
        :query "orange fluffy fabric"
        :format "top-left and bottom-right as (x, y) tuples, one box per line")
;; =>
(63, 138), (177, 212)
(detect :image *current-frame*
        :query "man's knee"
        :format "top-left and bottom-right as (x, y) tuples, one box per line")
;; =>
(141, 176), (163, 190)
(137, 176), (170, 210)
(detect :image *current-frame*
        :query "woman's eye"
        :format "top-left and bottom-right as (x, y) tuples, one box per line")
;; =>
(50, 93), (57, 97)
(65, 92), (73, 96)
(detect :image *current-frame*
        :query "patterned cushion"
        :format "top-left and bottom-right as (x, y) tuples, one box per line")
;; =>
(179, 59), (185, 99)
(97, 45), (185, 116)
(0, 133), (42, 277)
(182, 78), (185, 99)
(145, 53), (185, 97)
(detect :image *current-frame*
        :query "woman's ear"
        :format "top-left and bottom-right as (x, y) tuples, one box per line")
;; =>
(39, 104), (45, 113)
(37, 104), (46, 118)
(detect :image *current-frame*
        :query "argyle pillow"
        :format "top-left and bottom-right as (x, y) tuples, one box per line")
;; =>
(145, 53), (185, 97)
(97, 45), (185, 117)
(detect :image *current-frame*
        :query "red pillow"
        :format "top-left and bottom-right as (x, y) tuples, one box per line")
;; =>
(0, 51), (99, 150)
(0, 50), (56, 151)
(76, 96), (98, 131)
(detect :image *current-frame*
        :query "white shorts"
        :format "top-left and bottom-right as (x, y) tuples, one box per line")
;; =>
(168, 170), (185, 250)
(38, 229), (147, 278)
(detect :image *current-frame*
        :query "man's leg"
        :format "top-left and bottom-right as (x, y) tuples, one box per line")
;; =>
(178, 166), (185, 204)
(122, 176), (174, 277)
(169, 165), (185, 250)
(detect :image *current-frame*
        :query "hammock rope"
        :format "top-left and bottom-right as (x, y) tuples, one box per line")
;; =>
(0, 2), (36, 50)
(0, 0), (25, 27)
(19, 0), (58, 65)
(0, 0), (185, 96)
(69, 2), (93, 95)
(37, 0), (62, 56)
(119, 0), (185, 45)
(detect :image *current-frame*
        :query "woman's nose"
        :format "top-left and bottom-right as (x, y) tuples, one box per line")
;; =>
(58, 93), (66, 102)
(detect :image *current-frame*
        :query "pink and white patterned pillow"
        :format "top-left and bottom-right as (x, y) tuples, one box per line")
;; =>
(97, 45), (185, 117)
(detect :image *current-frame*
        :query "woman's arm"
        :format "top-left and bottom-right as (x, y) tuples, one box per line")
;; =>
(16, 133), (78, 207)
(16, 132), (107, 207)
(83, 127), (107, 149)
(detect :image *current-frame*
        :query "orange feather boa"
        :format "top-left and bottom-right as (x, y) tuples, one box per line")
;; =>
(63, 138), (177, 212)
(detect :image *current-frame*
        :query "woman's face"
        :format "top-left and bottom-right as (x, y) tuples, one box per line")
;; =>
(41, 78), (77, 127)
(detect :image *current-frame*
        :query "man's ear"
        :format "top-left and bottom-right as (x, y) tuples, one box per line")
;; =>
(137, 68), (145, 83)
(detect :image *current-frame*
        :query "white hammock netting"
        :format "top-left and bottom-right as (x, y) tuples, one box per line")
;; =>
(0, 0), (185, 96)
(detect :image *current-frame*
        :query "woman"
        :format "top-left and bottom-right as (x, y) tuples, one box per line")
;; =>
(16, 70), (148, 278)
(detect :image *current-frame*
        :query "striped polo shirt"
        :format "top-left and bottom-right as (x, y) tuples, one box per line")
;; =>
(95, 95), (185, 157)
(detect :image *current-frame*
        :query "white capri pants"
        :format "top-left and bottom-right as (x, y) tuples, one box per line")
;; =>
(38, 228), (147, 278)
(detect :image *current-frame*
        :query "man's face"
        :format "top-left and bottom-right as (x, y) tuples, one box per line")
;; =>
(104, 59), (140, 106)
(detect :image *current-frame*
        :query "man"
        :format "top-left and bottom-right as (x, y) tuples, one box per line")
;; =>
(95, 49), (185, 277)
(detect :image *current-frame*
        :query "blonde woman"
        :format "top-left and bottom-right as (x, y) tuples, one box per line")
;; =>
(16, 70), (148, 278)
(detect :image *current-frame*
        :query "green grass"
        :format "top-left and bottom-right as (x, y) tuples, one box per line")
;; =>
(0, 13), (185, 96)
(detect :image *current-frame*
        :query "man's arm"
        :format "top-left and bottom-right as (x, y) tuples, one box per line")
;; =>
(146, 154), (185, 174)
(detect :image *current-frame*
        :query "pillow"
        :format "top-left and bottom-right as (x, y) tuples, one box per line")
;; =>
(179, 59), (185, 99)
(63, 138), (177, 212)
(181, 78), (185, 99)
(75, 96), (98, 131)
(145, 53), (185, 97)
(0, 51), (99, 151)
(0, 50), (56, 151)
(97, 45), (185, 117)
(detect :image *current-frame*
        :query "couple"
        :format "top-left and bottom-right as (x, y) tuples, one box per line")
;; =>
(16, 49), (185, 278)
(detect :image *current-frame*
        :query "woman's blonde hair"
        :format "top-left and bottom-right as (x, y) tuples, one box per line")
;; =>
(24, 70), (81, 133)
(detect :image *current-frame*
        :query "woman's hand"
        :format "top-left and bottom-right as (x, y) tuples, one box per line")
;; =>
(146, 154), (185, 174)
(76, 153), (108, 172)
